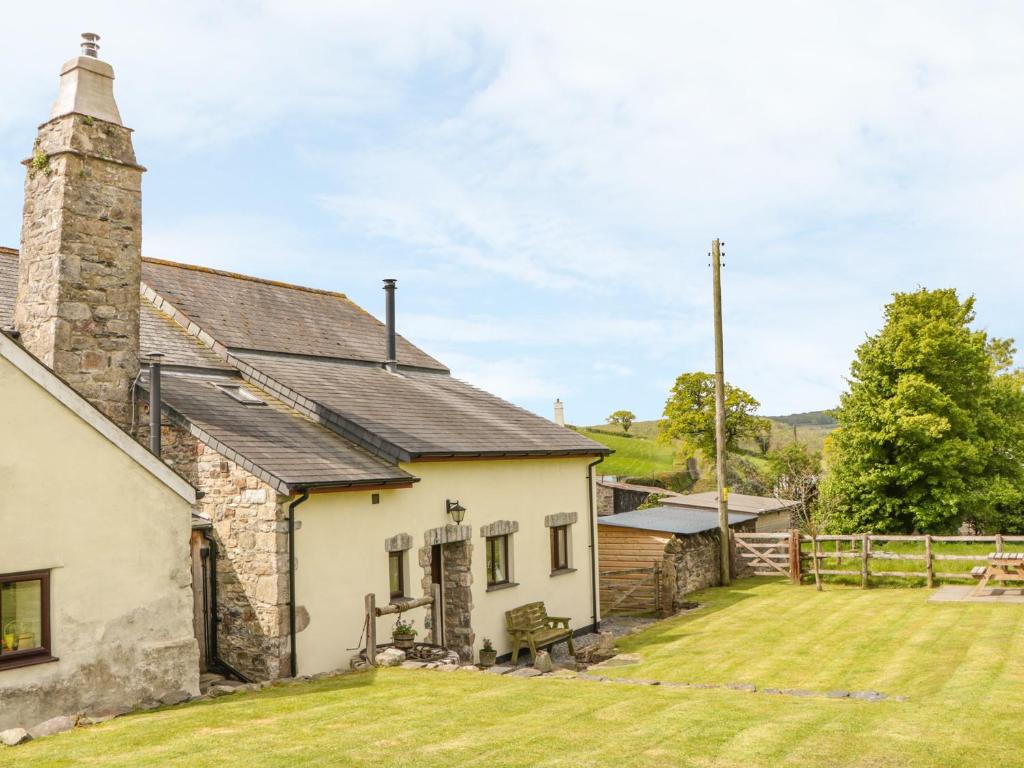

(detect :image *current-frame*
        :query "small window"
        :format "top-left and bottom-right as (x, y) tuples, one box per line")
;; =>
(1, 571), (53, 670)
(214, 384), (265, 405)
(551, 525), (569, 572)
(388, 551), (405, 600)
(486, 535), (509, 586)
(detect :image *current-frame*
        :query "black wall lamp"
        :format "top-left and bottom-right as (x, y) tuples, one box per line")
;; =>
(446, 500), (467, 524)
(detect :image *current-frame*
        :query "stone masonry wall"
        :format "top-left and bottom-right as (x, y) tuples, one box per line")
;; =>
(419, 539), (475, 662)
(662, 531), (724, 611)
(15, 114), (142, 431)
(195, 443), (291, 681)
(137, 402), (290, 681)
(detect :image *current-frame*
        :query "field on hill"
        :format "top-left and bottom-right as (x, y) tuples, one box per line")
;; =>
(576, 429), (677, 478)
(586, 411), (836, 462)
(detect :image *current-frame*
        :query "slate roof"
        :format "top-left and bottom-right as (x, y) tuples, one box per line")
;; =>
(236, 352), (606, 459)
(141, 303), (233, 370)
(662, 491), (798, 515)
(598, 506), (756, 535)
(147, 371), (415, 493)
(0, 248), (608, 485)
(142, 259), (446, 370)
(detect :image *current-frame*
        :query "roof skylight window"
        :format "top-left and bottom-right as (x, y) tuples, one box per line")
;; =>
(214, 383), (266, 405)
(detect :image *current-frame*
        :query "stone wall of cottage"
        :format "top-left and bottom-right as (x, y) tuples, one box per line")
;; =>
(137, 403), (291, 681)
(15, 114), (142, 431)
(418, 534), (475, 662)
(196, 443), (291, 681)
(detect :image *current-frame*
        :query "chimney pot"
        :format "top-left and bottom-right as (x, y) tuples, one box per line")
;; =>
(554, 398), (565, 426)
(383, 279), (398, 373)
(81, 32), (100, 58)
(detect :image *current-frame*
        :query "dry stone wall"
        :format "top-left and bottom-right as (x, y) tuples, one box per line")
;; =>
(662, 532), (723, 611)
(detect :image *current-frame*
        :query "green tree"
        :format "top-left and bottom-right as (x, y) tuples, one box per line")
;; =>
(825, 288), (1024, 533)
(766, 443), (822, 509)
(753, 420), (773, 454)
(660, 372), (765, 458)
(606, 409), (637, 433)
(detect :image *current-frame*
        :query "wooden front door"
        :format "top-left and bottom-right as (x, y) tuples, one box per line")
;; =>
(431, 543), (444, 646)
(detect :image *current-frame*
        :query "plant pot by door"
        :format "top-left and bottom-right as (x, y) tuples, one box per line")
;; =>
(479, 649), (497, 668)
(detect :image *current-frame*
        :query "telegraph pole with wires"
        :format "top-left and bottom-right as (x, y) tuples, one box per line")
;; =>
(711, 238), (731, 586)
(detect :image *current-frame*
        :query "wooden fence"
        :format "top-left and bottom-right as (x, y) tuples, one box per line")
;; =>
(734, 531), (1024, 587)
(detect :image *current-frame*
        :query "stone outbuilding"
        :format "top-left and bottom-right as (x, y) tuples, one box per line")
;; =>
(661, 492), (800, 532)
(598, 506), (755, 615)
(597, 479), (799, 532)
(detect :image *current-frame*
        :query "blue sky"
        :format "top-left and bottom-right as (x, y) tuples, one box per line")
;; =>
(2, 2), (1023, 425)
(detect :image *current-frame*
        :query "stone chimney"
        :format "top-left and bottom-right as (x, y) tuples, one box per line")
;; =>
(15, 34), (143, 430)
(554, 398), (565, 426)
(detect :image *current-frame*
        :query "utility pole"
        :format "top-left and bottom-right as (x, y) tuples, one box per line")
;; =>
(711, 238), (731, 586)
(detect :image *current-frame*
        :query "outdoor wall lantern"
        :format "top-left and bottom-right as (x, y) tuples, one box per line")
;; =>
(446, 500), (467, 524)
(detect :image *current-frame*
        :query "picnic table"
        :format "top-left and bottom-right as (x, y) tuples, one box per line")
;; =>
(971, 552), (1024, 596)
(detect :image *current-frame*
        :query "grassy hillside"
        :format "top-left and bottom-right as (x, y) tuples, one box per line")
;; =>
(591, 411), (837, 455)
(769, 409), (837, 427)
(576, 429), (677, 477)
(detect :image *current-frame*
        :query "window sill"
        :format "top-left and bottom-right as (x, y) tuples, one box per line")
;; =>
(550, 567), (577, 577)
(0, 654), (58, 672)
(486, 581), (519, 593)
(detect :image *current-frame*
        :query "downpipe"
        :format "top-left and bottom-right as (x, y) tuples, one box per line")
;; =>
(288, 488), (311, 678)
(587, 456), (604, 633)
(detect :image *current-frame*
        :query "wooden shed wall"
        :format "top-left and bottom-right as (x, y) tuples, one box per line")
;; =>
(598, 525), (670, 614)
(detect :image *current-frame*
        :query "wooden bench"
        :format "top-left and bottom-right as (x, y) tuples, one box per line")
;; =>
(505, 602), (575, 665)
(971, 566), (987, 578)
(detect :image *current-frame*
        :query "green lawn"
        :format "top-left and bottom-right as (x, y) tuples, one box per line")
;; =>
(9, 579), (1024, 767)
(578, 429), (677, 478)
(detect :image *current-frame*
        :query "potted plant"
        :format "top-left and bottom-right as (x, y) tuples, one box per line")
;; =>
(479, 638), (497, 668)
(3, 619), (18, 652)
(392, 617), (417, 650)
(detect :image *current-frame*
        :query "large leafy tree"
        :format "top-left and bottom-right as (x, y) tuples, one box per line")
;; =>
(825, 289), (1024, 533)
(606, 410), (637, 433)
(660, 372), (768, 458)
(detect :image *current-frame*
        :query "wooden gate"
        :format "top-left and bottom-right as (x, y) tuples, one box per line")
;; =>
(599, 566), (664, 615)
(733, 531), (801, 583)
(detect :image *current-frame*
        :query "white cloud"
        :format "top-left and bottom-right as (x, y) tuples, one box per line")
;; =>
(4, 2), (1024, 420)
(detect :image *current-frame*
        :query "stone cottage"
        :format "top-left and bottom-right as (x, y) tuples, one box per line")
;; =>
(1, 36), (610, 689)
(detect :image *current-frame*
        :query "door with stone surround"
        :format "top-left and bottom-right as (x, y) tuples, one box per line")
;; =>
(430, 543), (444, 647)
(420, 526), (475, 662)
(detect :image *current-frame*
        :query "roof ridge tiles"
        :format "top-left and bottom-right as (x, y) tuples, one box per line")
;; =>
(142, 256), (349, 299)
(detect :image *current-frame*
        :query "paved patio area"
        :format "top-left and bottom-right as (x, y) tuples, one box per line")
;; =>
(928, 584), (1024, 603)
